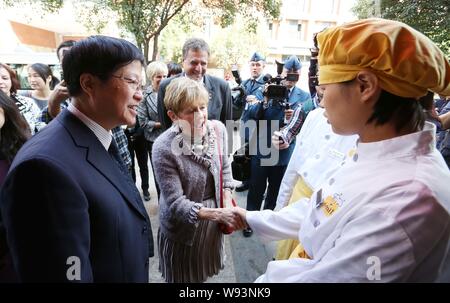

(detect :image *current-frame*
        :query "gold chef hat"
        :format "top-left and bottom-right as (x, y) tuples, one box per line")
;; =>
(317, 18), (450, 98)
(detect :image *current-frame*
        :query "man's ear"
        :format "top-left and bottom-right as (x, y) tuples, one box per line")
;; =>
(355, 71), (380, 104)
(79, 73), (97, 99)
(167, 110), (178, 122)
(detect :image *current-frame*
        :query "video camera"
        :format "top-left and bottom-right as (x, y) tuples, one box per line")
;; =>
(262, 60), (299, 105)
(231, 64), (245, 98)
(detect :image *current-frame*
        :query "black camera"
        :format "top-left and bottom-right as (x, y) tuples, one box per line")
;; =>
(262, 60), (299, 104)
(230, 65), (247, 120)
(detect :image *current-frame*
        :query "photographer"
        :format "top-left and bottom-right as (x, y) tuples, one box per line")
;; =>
(234, 52), (266, 192)
(242, 56), (312, 237)
(282, 56), (315, 116)
(242, 52), (266, 105)
(272, 42), (321, 150)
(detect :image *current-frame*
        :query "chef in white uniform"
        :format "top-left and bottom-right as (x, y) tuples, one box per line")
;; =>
(275, 107), (358, 210)
(273, 106), (358, 260)
(234, 18), (450, 282)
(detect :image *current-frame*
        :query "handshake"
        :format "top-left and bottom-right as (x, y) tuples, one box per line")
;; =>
(213, 206), (248, 235)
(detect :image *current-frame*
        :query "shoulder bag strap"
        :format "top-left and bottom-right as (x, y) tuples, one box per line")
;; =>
(213, 123), (236, 208)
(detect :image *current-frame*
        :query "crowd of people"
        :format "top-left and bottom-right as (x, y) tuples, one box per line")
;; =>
(0, 17), (450, 283)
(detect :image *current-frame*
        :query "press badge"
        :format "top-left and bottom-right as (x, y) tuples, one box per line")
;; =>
(321, 195), (339, 217)
(315, 190), (344, 217)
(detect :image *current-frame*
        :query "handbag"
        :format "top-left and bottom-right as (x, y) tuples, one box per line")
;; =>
(231, 143), (251, 181)
(214, 124), (237, 235)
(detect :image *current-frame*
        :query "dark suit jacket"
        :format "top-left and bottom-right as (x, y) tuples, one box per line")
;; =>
(157, 73), (233, 130)
(0, 110), (153, 282)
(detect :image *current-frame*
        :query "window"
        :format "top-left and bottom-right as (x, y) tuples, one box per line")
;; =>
(283, 0), (307, 18)
(287, 20), (303, 41)
(311, 0), (335, 14)
(268, 22), (277, 40)
(292, 0), (307, 12)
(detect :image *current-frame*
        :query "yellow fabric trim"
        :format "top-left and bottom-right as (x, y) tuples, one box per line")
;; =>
(289, 242), (311, 260)
(275, 176), (313, 260)
(288, 176), (314, 204)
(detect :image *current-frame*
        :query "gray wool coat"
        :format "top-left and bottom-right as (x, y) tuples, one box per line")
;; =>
(152, 120), (236, 245)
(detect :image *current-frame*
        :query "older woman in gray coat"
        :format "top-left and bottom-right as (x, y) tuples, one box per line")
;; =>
(152, 77), (245, 283)
(137, 61), (168, 199)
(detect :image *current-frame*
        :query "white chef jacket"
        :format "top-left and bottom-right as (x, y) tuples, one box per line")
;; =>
(248, 122), (450, 282)
(276, 108), (357, 209)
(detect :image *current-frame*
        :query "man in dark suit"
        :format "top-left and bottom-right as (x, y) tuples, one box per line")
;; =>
(157, 38), (232, 130)
(0, 36), (153, 282)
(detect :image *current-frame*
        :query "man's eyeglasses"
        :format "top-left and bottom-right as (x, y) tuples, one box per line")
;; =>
(111, 74), (143, 92)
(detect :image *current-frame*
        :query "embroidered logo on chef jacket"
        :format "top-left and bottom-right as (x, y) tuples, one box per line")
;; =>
(328, 148), (346, 161)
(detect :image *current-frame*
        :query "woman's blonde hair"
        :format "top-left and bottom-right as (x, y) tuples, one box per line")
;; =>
(164, 77), (209, 114)
(146, 61), (168, 81)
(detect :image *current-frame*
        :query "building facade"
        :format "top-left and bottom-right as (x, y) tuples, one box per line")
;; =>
(265, 0), (357, 63)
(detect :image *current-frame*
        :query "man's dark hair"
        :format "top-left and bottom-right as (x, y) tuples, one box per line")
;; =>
(367, 89), (425, 133)
(63, 35), (144, 97)
(418, 91), (435, 111)
(182, 38), (210, 60)
(56, 40), (76, 60)
(167, 62), (182, 77)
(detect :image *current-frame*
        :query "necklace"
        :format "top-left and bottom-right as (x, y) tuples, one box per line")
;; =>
(191, 136), (206, 155)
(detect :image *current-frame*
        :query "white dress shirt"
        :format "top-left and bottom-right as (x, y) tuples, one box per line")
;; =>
(68, 103), (112, 150)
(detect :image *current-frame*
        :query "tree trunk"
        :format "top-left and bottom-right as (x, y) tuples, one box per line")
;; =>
(143, 40), (150, 66)
(151, 33), (160, 62)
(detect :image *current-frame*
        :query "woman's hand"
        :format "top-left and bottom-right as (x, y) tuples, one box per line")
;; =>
(231, 206), (248, 229)
(198, 206), (245, 230)
(216, 208), (247, 231)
